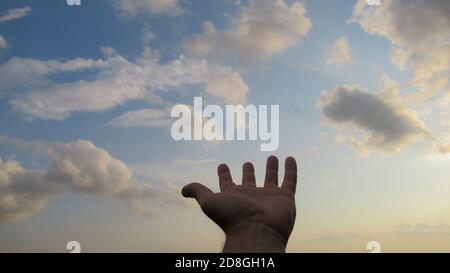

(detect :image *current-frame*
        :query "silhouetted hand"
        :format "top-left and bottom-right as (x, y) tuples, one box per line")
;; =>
(182, 156), (298, 253)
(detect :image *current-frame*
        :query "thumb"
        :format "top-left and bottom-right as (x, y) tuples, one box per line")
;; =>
(182, 182), (213, 204)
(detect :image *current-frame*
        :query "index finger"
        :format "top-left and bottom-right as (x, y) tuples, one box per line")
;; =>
(218, 164), (235, 191)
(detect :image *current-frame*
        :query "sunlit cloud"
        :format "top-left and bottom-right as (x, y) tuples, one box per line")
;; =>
(326, 37), (352, 66)
(0, 135), (188, 222)
(0, 47), (248, 120)
(351, 0), (450, 102)
(183, 0), (312, 67)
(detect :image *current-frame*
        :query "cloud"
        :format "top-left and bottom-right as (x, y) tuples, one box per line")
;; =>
(350, 0), (450, 101)
(112, 0), (183, 17)
(0, 136), (187, 222)
(397, 223), (450, 235)
(183, 0), (312, 66)
(0, 6), (31, 23)
(0, 158), (58, 222)
(142, 29), (156, 45)
(326, 37), (352, 65)
(1, 47), (248, 120)
(11, 80), (144, 120)
(433, 138), (450, 155)
(316, 77), (430, 154)
(0, 35), (6, 49)
(106, 69), (249, 131)
(0, 56), (107, 95)
(205, 68), (249, 104)
(108, 108), (171, 128)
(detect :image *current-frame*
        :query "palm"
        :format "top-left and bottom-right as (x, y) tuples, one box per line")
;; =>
(182, 156), (297, 243)
(201, 186), (295, 240)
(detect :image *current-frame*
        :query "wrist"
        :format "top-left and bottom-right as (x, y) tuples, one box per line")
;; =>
(222, 222), (287, 253)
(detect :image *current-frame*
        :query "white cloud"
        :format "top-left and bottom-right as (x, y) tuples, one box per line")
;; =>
(316, 77), (430, 154)
(112, 0), (183, 17)
(0, 136), (188, 222)
(108, 108), (171, 128)
(326, 37), (352, 65)
(0, 56), (106, 95)
(1, 47), (248, 120)
(205, 68), (249, 104)
(183, 0), (312, 66)
(0, 6), (31, 23)
(0, 35), (6, 49)
(11, 80), (144, 120)
(108, 75), (249, 129)
(350, 0), (450, 101)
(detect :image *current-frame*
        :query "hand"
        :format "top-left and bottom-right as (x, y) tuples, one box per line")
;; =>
(182, 156), (298, 253)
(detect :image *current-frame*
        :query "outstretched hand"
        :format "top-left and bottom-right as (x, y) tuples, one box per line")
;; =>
(182, 156), (298, 253)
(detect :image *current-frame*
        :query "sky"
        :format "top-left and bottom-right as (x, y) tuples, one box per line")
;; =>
(0, 0), (450, 252)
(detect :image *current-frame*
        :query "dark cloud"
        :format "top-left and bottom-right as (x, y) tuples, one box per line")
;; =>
(317, 84), (430, 153)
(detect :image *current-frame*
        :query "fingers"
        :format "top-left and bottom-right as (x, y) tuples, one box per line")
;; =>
(182, 182), (214, 204)
(282, 156), (297, 194)
(218, 164), (235, 191)
(242, 162), (256, 187)
(264, 155), (279, 188)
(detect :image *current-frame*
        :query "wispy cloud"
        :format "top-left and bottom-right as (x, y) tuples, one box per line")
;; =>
(0, 46), (248, 120)
(0, 35), (6, 49)
(397, 223), (450, 235)
(108, 108), (171, 128)
(112, 0), (184, 17)
(0, 6), (32, 51)
(0, 6), (31, 23)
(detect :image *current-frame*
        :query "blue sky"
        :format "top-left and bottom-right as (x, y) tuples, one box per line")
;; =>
(1, 0), (450, 252)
